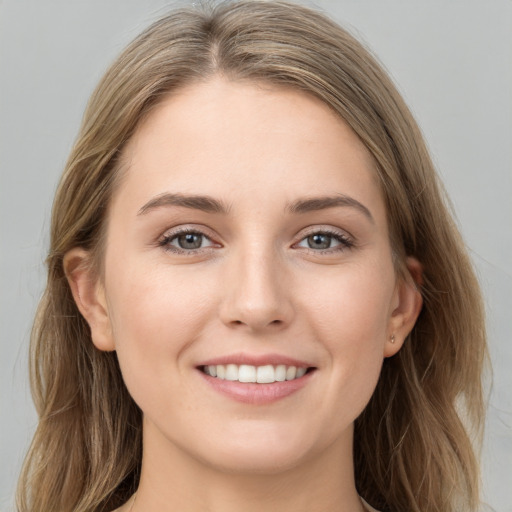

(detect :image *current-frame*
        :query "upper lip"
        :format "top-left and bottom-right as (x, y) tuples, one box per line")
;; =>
(197, 352), (314, 368)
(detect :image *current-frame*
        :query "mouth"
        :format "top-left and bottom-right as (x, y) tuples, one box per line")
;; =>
(199, 363), (316, 383)
(196, 358), (317, 404)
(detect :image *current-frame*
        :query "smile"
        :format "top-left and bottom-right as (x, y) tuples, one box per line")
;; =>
(201, 364), (309, 383)
(197, 362), (316, 404)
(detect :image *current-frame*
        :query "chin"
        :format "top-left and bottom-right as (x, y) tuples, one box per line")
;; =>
(198, 445), (311, 476)
(183, 420), (332, 475)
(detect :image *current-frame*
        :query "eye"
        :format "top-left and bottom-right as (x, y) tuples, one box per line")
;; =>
(295, 230), (353, 252)
(159, 229), (216, 253)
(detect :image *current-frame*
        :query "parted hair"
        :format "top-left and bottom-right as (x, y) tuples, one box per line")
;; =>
(17, 1), (487, 511)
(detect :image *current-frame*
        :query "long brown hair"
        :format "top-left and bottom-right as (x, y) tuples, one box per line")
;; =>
(17, 2), (487, 511)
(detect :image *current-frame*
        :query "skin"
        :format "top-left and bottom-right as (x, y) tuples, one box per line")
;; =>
(65, 78), (422, 512)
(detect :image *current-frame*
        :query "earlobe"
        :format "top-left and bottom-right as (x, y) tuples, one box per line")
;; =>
(384, 257), (423, 358)
(63, 248), (115, 352)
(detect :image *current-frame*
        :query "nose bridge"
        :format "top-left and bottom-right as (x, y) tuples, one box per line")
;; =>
(220, 237), (293, 331)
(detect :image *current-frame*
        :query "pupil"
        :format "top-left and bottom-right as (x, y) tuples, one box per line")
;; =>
(179, 233), (202, 249)
(308, 234), (330, 249)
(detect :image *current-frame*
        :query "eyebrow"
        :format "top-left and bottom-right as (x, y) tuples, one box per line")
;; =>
(286, 195), (374, 223)
(137, 193), (230, 215)
(137, 192), (373, 223)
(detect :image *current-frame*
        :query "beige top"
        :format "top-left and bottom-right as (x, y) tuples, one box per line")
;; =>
(361, 497), (381, 512)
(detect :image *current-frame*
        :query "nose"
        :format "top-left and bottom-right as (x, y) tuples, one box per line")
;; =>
(219, 245), (294, 332)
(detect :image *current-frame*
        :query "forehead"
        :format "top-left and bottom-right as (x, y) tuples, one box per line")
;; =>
(113, 78), (385, 223)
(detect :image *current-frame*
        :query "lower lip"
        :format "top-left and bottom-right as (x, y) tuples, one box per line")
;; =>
(197, 369), (316, 404)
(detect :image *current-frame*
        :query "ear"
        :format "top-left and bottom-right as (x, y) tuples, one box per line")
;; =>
(384, 257), (423, 358)
(63, 248), (115, 352)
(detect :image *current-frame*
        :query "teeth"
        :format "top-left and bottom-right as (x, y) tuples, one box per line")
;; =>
(257, 365), (275, 383)
(286, 366), (297, 380)
(239, 365), (256, 382)
(275, 365), (287, 381)
(225, 364), (238, 381)
(216, 365), (226, 379)
(202, 364), (310, 383)
(296, 367), (307, 378)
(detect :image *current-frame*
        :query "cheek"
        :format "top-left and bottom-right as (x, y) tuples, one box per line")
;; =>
(303, 259), (394, 406)
(103, 261), (215, 399)
(306, 257), (394, 344)
(107, 258), (212, 338)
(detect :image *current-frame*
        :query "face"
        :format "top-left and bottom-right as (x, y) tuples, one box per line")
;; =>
(69, 78), (420, 475)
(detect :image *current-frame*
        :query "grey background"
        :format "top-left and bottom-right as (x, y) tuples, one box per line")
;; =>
(1, 0), (510, 511)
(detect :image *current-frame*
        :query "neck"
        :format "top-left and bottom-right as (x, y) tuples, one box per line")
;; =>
(132, 420), (363, 512)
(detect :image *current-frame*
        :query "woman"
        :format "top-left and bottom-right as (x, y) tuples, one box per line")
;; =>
(16, 1), (487, 511)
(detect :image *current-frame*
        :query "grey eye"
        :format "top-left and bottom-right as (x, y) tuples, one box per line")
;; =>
(175, 233), (205, 249)
(160, 228), (217, 253)
(296, 231), (351, 252)
(306, 233), (335, 249)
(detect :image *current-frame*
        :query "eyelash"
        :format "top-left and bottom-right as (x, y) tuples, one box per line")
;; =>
(296, 228), (355, 254)
(158, 227), (218, 255)
(158, 227), (355, 255)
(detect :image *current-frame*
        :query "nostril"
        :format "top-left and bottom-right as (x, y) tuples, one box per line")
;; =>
(229, 319), (283, 327)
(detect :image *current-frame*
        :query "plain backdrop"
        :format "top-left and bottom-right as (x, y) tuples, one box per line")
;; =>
(1, 1), (511, 511)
